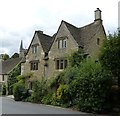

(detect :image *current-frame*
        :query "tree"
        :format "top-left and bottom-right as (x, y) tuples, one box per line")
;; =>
(99, 32), (120, 86)
(68, 48), (87, 67)
(8, 64), (21, 95)
(74, 59), (112, 113)
(11, 53), (19, 59)
(3, 54), (9, 60)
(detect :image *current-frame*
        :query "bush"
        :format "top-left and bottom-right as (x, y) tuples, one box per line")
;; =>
(41, 93), (53, 105)
(13, 82), (29, 101)
(8, 64), (21, 95)
(2, 84), (6, 95)
(30, 79), (47, 103)
(52, 84), (69, 106)
(73, 59), (112, 113)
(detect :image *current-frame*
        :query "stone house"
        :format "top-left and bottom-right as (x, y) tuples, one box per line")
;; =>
(21, 8), (106, 83)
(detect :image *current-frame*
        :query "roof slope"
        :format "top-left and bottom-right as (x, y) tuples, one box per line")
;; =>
(78, 22), (102, 46)
(63, 20), (82, 45)
(37, 31), (54, 53)
(63, 20), (104, 47)
(0, 57), (22, 75)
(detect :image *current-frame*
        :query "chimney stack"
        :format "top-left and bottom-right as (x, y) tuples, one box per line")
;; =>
(94, 8), (102, 23)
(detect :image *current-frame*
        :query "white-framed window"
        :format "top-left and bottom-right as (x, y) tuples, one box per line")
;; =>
(58, 39), (67, 49)
(56, 59), (67, 70)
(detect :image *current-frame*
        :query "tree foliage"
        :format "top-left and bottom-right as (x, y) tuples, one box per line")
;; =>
(13, 75), (30, 101)
(99, 33), (120, 85)
(68, 48), (87, 67)
(8, 64), (21, 95)
(74, 59), (112, 113)
(2, 54), (9, 60)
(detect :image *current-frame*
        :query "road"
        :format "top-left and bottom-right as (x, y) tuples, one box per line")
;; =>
(1, 97), (92, 115)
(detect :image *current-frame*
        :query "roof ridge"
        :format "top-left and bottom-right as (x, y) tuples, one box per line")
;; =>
(36, 31), (54, 53)
(36, 31), (52, 38)
(2, 57), (22, 62)
(79, 22), (95, 29)
(62, 20), (78, 29)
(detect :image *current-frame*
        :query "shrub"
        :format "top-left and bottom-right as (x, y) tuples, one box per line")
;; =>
(8, 64), (21, 95)
(13, 82), (29, 101)
(73, 59), (112, 113)
(30, 79), (47, 103)
(69, 48), (86, 67)
(2, 84), (6, 95)
(99, 33), (120, 86)
(53, 84), (69, 106)
(41, 93), (53, 105)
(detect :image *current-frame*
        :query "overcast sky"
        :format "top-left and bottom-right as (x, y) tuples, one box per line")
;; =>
(0, 0), (119, 56)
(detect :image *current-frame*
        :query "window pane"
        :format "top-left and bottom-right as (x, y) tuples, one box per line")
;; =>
(64, 60), (67, 68)
(63, 39), (67, 48)
(58, 39), (67, 49)
(60, 60), (64, 69)
(58, 40), (63, 48)
(36, 63), (38, 70)
(30, 62), (38, 70)
(60, 40), (63, 48)
(56, 60), (59, 69)
(35, 46), (37, 53)
(32, 45), (38, 53)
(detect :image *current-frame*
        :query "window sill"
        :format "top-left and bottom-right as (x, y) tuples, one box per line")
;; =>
(56, 69), (64, 71)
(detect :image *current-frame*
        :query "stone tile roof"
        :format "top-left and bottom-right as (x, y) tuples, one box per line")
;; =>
(63, 20), (104, 47)
(36, 31), (54, 53)
(0, 57), (22, 75)
(62, 20), (82, 45)
(78, 23), (102, 46)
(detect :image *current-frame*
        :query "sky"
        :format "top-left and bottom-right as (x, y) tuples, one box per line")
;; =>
(0, 0), (119, 56)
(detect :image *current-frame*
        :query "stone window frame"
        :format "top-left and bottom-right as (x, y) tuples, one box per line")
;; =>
(57, 36), (68, 49)
(55, 58), (67, 70)
(31, 43), (39, 54)
(30, 60), (39, 70)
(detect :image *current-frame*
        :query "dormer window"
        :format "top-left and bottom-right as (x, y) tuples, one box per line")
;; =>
(58, 38), (67, 49)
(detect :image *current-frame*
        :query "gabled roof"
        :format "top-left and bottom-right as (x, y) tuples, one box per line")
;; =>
(63, 20), (105, 47)
(63, 21), (82, 46)
(36, 31), (54, 53)
(26, 31), (54, 55)
(0, 57), (22, 75)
